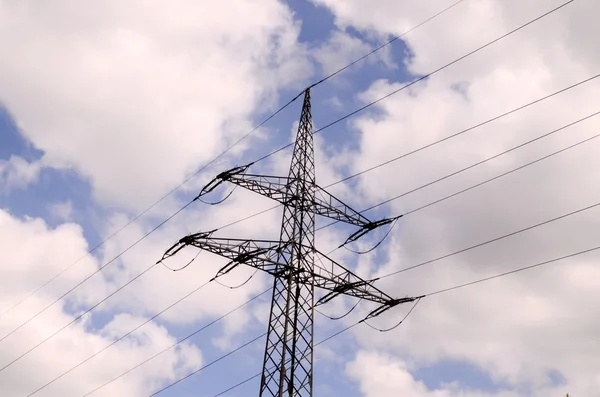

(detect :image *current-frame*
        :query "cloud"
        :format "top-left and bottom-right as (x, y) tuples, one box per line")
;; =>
(0, 155), (41, 192)
(0, 0), (312, 212)
(0, 208), (202, 396)
(307, 0), (600, 395)
(4, 1), (600, 395)
(346, 351), (534, 397)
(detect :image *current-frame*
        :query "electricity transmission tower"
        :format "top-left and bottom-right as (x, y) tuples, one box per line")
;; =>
(162, 88), (422, 397)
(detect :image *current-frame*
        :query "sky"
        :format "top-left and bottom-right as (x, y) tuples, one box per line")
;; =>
(1, 0), (599, 396)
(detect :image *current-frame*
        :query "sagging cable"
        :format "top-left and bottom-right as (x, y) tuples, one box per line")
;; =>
(215, 269), (259, 290)
(159, 229), (218, 263)
(197, 187), (237, 205)
(159, 249), (202, 272)
(343, 217), (401, 255)
(340, 215), (403, 249)
(315, 298), (362, 320)
(362, 295), (425, 321)
(361, 297), (422, 332)
(194, 163), (253, 202)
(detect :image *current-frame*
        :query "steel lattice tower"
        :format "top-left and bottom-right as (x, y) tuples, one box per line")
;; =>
(162, 88), (421, 397)
(260, 88), (316, 396)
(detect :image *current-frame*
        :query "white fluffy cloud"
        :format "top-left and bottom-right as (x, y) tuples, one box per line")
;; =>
(346, 351), (534, 397)
(309, 0), (600, 395)
(0, 0), (312, 211)
(0, 208), (202, 396)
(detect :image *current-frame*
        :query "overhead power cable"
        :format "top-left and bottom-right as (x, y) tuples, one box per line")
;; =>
(0, 102), (289, 322)
(0, 262), (161, 373)
(0, 0), (575, 353)
(147, 332), (267, 397)
(82, 288), (273, 397)
(3, 0), (473, 362)
(5, 0), (574, 386)
(169, 229), (600, 397)
(208, 230), (600, 397)
(11, 77), (597, 377)
(424, 244), (600, 297)
(149, 319), (365, 397)
(394, 124), (600, 218)
(361, 297), (422, 332)
(201, 71), (600, 236)
(71, 121), (600, 396)
(253, 0), (576, 165)
(0, 0), (459, 327)
(0, 199), (194, 346)
(26, 278), (217, 396)
(205, 233), (600, 397)
(380, 200), (600, 280)
(318, 109), (600, 233)
(77, 111), (599, 395)
(327, 74), (600, 189)
(0, 1), (458, 362)
(307, 0), (466, 88)
(166, 115), (600, 379)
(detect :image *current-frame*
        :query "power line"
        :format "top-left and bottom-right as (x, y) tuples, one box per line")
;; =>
(26, 278), (217, 396)
(4, 1), (582, 392)
(40, 88), (596, 384)
(0, 263), (160, 373)
(208, 237), (600, 397)
(307, 0), (466, 89)
(0, 199), (194, 346)
(71, 109), (598, 397)
(94, 110), (599, 397)
(11, 0), (581, 387)
(0, 99), (293, 322)
(425, 243), (600, 296)
(0, 0), (462, 346)
(400, 127), (600, 218)
(253, 0), (576, 164)
(173, 226), (600, 397)
(328, 74), (600, 189)
(80, 116), (600, 396)
(377, 199), (600, 280)
(81, 288), (272, 397)
(145, 207), (600, 397)
(75, 96), (597, 393)
(147, 332), (267, 397)
(200, 71), (600, 237)
(317, 109), (600, 233)
(151, 321), (362, 397)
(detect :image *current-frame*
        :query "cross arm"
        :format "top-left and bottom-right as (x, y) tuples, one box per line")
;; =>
(311, 249), (423, 320)
(161, 233), (422, 320)
(197, 164), (398, 241)
(160, 230), (290, 278)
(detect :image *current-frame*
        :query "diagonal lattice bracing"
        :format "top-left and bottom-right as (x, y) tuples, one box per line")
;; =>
(164, 88), (422, 396)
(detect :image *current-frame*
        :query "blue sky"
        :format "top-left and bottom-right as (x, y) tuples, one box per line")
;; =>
(1, 1), (598, 396)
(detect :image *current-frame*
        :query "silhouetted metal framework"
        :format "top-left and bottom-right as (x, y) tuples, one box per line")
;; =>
(162, 88), (422, 397)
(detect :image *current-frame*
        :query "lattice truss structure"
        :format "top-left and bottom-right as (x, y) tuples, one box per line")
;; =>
(162, 89), (421, 397)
